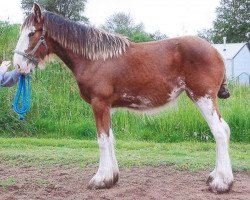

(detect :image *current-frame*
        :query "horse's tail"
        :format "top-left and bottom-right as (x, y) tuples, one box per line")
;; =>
(217, 75), (230, 99)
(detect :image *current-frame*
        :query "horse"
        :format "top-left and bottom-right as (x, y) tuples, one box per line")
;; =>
(13, 3), (233, 193)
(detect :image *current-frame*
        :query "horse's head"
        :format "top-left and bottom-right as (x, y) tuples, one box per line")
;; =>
(14, 3), (48, 74)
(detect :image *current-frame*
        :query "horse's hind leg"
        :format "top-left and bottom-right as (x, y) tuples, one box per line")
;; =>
(188, 93), (233, 193)
(88, 98), (119, 189)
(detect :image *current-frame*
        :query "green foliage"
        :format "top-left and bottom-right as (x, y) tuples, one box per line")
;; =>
(130, 31), (153, 43)
(197, 28), (214, 42)
(0, 59), (249, 143)
(198, 0), (250, 44)
(102, 12), (167, 43)
(102, 13), (143, 36)
(21, 0), (88, 23)
(150, 30), (168, 41)
(0, 59), (96, 139)
(212, 0), (250, 44)
(0, 21), (249, 143)
(0, 22), (20, 62)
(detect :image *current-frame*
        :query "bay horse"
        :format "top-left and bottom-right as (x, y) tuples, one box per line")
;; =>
(14, 3), (233, 193)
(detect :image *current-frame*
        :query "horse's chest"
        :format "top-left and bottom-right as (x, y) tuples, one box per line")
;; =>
(76, 81), (92, 104)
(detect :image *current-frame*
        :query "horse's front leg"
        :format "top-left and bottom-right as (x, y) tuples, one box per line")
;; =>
(88, 98), (119, 189)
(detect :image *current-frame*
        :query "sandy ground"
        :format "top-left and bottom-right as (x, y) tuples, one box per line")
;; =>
(0, 165), (249, 200)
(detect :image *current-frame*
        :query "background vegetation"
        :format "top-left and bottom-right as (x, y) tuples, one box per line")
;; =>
(0, 41), (249, 142)
(1, 63), (249, 142)
(101, 12), (167, 42)
(21, 0), (89, 23)
(0, 0), (249, 143)
(0, 22), (19, 62)
(198, 0), (250, 45)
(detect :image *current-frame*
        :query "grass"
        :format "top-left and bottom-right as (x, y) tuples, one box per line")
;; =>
(0, 22), (19, 61)
(0, 61), (249, 142)
(0, 23), (249, 175)
(0, 177), (16, 188)
(0, 138), (249, 171)
(0, 22), (249, 142)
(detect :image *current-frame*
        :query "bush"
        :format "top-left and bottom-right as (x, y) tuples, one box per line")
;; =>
(0, 21), (20, 62)
(0, 22), (249, 142)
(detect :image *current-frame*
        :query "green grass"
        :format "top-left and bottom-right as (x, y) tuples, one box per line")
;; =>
(0, 22), (249, 142)
(0, 177), (16, 188)
(0, 61), (249, 142)
(0, 22), (19, 61)
(0, 138), (249, 171)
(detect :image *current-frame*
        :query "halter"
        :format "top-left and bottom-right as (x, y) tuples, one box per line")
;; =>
(14, 27), (48, 66)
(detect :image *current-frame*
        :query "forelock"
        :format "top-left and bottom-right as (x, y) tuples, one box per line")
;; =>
(22, 13), (36, 30)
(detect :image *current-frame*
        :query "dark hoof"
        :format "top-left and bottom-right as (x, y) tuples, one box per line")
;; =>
(218, 87), (230, 99)
(113, 173), (119, 184)
(206, 175), (214, 186)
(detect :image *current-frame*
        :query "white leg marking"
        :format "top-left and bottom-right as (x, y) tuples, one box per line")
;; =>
(109, 128), (119, 176)
(196, 96), (233, 193)
(88, 130), (118, 189)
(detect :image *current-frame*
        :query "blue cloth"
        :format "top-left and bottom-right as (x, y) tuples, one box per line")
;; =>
(0, 70), (21, 88)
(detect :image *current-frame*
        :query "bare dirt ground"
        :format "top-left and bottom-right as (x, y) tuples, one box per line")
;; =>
(0, 164), (249, 200)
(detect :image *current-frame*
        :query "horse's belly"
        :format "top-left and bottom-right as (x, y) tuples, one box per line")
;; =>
(113, 86), (183, 114)
(112, 96), (178, 115)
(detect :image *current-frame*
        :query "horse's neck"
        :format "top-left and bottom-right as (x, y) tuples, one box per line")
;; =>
(49, 38), (89, 72)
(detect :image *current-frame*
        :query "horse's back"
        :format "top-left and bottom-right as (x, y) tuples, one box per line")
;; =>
(127, 35), (225, 86)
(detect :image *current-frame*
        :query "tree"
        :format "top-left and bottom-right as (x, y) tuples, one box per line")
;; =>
(213, 0), (250, 44)
(102, 13), (144, 37)
(130, 31), (154, 43)
(197, 28), (214, 42)
(198, 0), (250, 44)
(21, 0), (88, 23)
(150, 30), (168, 41)
(102, 12), (167, 42)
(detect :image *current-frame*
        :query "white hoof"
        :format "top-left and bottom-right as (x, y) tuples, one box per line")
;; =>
(88, 172), (119, 189)
(208, 171), (234, 193)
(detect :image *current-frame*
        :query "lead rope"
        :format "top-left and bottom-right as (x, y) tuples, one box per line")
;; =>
(13, 74), (31, 120)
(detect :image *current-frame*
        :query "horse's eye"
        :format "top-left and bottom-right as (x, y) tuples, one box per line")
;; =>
(28, 32), (35, 37)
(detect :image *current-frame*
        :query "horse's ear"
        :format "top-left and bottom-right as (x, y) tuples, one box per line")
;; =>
(32, 3), (42, 23)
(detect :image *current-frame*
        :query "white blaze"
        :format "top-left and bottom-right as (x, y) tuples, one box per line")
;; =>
(13, 27), (35, 73)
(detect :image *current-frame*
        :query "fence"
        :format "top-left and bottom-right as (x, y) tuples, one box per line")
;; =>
(232, 72), (250, 86)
